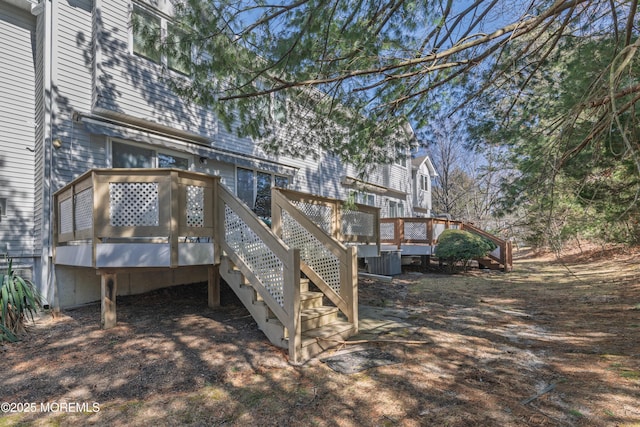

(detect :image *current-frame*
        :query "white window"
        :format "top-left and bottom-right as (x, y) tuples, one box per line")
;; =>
(420, 174), (430, 192)
(272, 93), (287, 122)
(111, 140), (191, 169)
(389, 200), (404, 217)
(393, 149), (407, 167)
(131, 4), (191, 75)
(236, 168), (289, 218)
(166, 22), (190, 74)
(132, 5), (161, 63)
(352, 192), (375, 206)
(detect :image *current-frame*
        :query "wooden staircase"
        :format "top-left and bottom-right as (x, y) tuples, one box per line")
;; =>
(219, 256), (356, 362)
(476, 256), (504, 270)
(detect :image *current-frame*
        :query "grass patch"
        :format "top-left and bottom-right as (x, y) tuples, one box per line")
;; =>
(568, 409), (584, 417)
(607, 362), (640, 380)
(117, 400), (144, 411)
(618, 370), (640, 380)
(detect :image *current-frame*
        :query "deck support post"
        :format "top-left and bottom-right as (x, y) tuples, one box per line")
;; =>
(208, 265), (220, 307)
(421, 255), (430, 272)
(100, 272), (117, 329)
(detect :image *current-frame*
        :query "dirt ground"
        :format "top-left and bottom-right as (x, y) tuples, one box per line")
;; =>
(2, 246), (640, 426)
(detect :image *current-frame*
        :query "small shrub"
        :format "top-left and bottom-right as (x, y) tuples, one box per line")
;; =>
(435, 229), (497, 272)
(0, 259), (43, 342)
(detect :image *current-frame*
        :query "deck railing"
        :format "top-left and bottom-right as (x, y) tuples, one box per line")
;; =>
(53, 169), (358, 362)
(271, 189), (358, 326)
(274, 188), (380, 252)
(380, 217), (458, 247)
(380, 217), (512, 271)
(463, 222), (513, 272)
(216, 184), (303, 360)
(53, 169), (218, 268)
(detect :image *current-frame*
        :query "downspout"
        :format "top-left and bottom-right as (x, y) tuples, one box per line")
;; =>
(34, 0), (56, 308)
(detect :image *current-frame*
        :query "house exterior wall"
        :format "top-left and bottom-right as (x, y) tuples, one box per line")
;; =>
(0, 2), (37, 262)
(413, 161), (434, 216)
(0, 0), (431, 307)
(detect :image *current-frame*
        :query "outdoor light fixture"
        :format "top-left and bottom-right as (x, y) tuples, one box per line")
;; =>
(52, 138), (62, 149)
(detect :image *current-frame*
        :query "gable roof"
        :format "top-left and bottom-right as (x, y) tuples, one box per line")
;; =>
(411, 155), (438, 176)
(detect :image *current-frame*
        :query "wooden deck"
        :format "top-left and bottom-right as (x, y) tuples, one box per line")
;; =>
(52, 168), (510, 363)
(380, 217), (513, 271)
(53, 169), (218, 269)
(52, 169), (366, 363)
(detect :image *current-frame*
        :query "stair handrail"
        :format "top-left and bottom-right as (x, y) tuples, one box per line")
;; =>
(461, 222), (513, 272)
(271, 189), (358, 327)
(215, 184), (302, 359)
(273, 187), (380, 246)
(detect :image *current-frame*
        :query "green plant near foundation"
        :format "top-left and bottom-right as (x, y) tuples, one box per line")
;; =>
(0, 259), (43, 342)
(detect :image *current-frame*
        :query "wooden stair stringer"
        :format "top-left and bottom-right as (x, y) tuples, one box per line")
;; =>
(476, 256), (503, 270)
(219, 256), (288, 349)
(218, 256), (358, 362)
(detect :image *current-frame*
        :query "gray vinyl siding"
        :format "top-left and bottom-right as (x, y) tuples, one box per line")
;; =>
(33, 8), (45, 251)
(413, 162), (432, 213)
(94, 0), (217, 138)
(215, 109), (260, 156)
(85, 0), (413, 211)
(0, 2), (36, 257)
(52, 0), (101, 188)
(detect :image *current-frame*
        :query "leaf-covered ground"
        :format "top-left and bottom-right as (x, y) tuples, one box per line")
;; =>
(2, 247), (639, 426)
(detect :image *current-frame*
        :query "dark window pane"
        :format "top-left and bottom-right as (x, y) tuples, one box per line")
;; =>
(158, 153), (188, 169)
(255, 172), (272, 218)
(112, 142), (153, 168)
(236, 168), (255, 208)
(132, 6), (161, 63)
(274, 175), (288, 188)
(167, 23), (190, 75)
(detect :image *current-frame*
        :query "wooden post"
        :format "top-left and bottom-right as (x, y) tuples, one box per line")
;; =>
(101, 272), (117, 329)
(169, 171), (180, 268)
(421, 255), (430, 272)
(208, 265), (220, 307)
(212, 180), (221, 265)
(334, 200), (342, 241)
(285, 248), (301, 364)
(346, 246), (358, 332)
(271, 189), (282, 238)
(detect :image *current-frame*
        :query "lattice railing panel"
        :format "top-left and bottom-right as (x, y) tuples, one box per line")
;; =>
(109, 182), (159, 227)
(224, 205), (285, 306)
(290, 201), (333, 234)
(380, 222), (395, 240)
(342, 210), (374, 237)
(59, 198), (73, 234)
(433, 223), (446, 240)
(186, 185), (204, 227)
(281, 210), (341, 294)
(74, 188), (93, 231)
(404, 222), (427, 240)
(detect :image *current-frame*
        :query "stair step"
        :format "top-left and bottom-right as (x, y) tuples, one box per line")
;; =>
(300, 278), (310, 293)
(300, 306), (339, 331)
(300, 291), (324, 309)
(477, 257), (502, 270)
(299, 320), (356, 360)
(220, 255), (356, 362)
